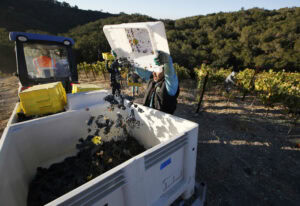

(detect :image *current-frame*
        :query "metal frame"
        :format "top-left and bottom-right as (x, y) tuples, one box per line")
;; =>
(171, 182), (207, 206)
(10, 32), (78, 93)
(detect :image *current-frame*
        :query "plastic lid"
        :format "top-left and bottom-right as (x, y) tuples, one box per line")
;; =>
(103, 21), (169, 72)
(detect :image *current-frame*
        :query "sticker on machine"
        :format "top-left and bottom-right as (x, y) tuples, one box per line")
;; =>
(160, 158), (171, 170)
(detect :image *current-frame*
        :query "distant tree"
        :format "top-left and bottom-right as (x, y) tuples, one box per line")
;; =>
(62, 1), (71, 8)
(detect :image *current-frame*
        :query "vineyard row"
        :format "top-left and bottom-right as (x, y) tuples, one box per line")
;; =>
(77, 61), (299, 114)
(195, 64), (300, 114)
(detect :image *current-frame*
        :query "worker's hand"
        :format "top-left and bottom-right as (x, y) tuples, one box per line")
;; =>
(154, 51), (169, 66)
(111, 50), (117, 58)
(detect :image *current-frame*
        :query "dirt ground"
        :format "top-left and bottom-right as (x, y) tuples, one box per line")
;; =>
(0, 75), (19, 135)
(0, 74), (300, 206)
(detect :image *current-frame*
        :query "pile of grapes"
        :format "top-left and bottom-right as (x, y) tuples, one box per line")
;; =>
(27, 134), (145, 206)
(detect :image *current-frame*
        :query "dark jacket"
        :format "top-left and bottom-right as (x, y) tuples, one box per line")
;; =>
(143, 78), (179, 114)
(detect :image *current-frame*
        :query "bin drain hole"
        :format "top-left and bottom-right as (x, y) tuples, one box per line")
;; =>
(192, 147), (195, 151)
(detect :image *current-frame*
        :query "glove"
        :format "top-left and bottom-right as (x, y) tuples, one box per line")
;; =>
(111, 50), (117, 58)
(154, 51), (169, 66)
(153, 51), (174, 76)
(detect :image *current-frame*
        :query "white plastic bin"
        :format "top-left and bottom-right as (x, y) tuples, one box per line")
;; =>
(0, 90), (198, 206)
(103, 21), (169, 72)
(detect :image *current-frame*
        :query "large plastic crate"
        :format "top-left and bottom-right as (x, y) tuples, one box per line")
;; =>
(72, 83), (103, 94)
(0, 90), (198, 206)
(19, 82), (67, 116)
(103, 21), (169, 73)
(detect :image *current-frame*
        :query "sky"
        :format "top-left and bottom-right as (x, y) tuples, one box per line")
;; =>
(63, 0), (300, 20)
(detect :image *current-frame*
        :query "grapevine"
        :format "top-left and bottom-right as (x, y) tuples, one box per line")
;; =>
(195, 65), (300, 114)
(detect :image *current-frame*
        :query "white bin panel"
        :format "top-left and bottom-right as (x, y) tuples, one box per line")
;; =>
(103, 21), (169, 72)
(49, 170), (127, 206)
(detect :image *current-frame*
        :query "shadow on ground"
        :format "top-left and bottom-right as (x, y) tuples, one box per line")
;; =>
(173, 101), (300, 206)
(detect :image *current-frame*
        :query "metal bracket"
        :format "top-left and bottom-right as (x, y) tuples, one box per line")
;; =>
(171, 182), (207, 206)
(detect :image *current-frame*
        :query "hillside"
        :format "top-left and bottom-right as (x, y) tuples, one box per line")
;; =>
(67, 7), (300, 72)
(166, 7), (300, 72)
(0, 0), (116, 34)
(0, 5), (300, 74)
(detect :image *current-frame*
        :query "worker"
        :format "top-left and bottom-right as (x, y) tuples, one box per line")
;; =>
(224, 71), (236, 93)
(110, 50), (179, 114)
(127, 71), (140, 96)
(105, 52), (121, 96)
(128, 51), (179, 114)
(33, 49), (56, 78)
(143, 51), (179, 114)
(54, 50), (70, 77)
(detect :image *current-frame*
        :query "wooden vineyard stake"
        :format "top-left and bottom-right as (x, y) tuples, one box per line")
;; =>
(91, 66), (96, 80)
(83, 65), (89, 79)
(196, 72), (209, 113)
(242, 68), (259, 101)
